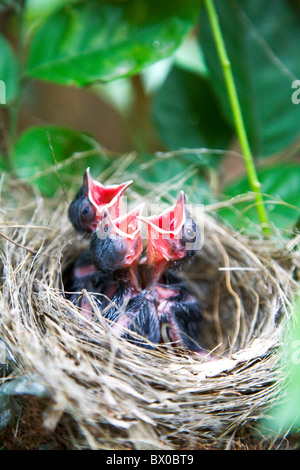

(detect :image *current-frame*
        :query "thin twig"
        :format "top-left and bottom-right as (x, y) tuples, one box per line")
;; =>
(46, 131), (69, 202)
(0, 230), (37, 255)
(212, 284), (223, 351)
(213, 233), (242, 353)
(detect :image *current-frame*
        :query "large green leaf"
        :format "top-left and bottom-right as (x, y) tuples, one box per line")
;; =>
(218, 163), (300, 232)
(199, 0), (300, 157)
(11, 125), (108, 196)
(26, 0), (202, 85)
(0, 33), (18, 104)
(152, 65), (233, 152)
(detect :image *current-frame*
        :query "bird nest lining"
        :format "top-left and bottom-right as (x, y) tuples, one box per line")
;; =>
(0, 181), (297, 450)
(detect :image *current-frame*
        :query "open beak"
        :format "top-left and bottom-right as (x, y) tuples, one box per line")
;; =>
(101, 203), (145, 268)
(84, 167), (132, 221)
(139, 191), (187, 265)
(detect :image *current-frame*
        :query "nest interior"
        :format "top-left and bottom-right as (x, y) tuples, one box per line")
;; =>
(0, 180), (297, 450)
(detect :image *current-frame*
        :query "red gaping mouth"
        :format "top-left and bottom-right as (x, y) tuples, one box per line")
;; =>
(139, 191), (187, 264)
(84, 167), (132, 221)
(100, 203), (145, 267)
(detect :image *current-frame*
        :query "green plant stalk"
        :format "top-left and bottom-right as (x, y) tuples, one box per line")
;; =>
(204, 0), (270, 235)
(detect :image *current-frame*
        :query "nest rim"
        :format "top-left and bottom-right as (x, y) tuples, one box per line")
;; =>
(0, 183), (297, 449)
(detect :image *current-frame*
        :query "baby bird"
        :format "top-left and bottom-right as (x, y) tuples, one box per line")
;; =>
(68, 167), (132, 234)
(139, 191), (200, 283)
(90, 203), (144, 291)
(89, 203), (160, 347)
(64, 248), (119, 317)
(67, 170), (205, 355)
(155, 271), (204, 352)
(139, 191), (205, 353)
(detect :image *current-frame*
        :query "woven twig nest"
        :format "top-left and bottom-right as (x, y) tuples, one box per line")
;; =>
(0, 179), (297, 450)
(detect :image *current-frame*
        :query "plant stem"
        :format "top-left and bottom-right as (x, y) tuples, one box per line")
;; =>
(204, 0), (270, 235)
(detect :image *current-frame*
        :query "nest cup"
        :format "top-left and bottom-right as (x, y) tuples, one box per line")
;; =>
(0, 180), (297, 450)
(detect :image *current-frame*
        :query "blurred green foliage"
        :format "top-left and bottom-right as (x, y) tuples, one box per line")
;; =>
(220, 163), (300, 233)
(11, 125), (108, 196)
(0, 33), (18, 103)
(26, 0), (201, 84)
(0, 0), (299, 437)
(0, 0), (298, 235)
(266, 295), (300, 434)
(152, 66), (233, 150)
(200, 0), (300, 157)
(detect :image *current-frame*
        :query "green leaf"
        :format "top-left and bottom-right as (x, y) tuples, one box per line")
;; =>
(11, 125), (108, 196)
(26, 0), (202, 85)
(152, 65), (233, 152)
(218, 163), (300, 232)
(24, 0), (76, 35)
(0, 33), (18, 104)
(266, 293), (300, 433)
(199, 0), (300, 156)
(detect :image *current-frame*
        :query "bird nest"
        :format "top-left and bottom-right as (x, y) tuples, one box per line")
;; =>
(0, 178), (298, 450)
